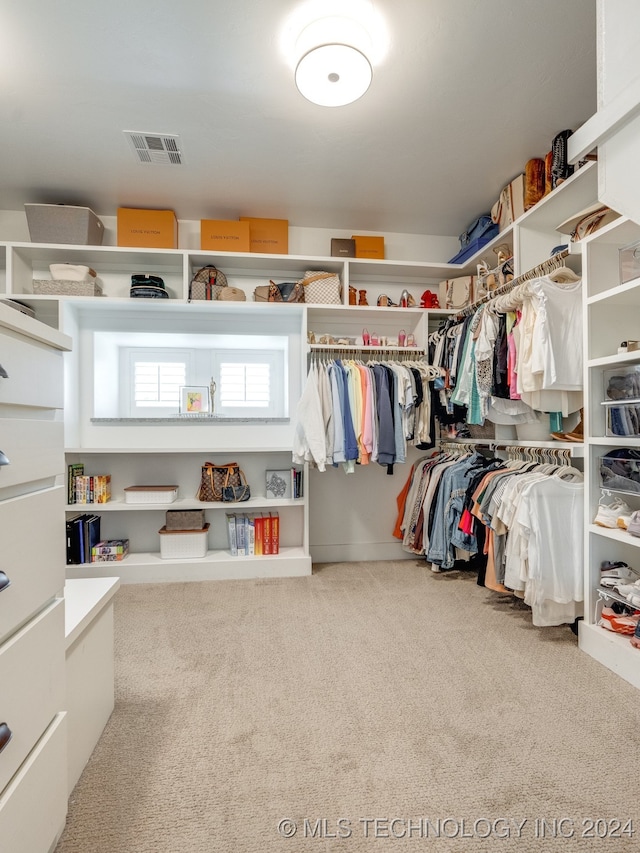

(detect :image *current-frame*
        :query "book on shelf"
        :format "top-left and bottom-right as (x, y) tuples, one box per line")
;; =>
(270, 511), (280, 555)
(236, 513), (246, 556)
(67, 463), (84, 504)
(71, 473), (111, 504)
(225, 513), (238, 556)
(91, 539), (129, 562)
(66, 513), (101, 564)
(246, 514), (255, 556)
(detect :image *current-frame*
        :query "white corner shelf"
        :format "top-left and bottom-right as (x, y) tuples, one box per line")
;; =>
(588, 523), (640, 546)
(66, 546), (311, 584)
(579, 621), (640, 690)
(65, 496), (305, 512)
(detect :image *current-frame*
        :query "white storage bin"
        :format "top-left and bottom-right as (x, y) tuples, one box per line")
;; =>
(124, 485), (178, 504)
(159, 524), (210, 559)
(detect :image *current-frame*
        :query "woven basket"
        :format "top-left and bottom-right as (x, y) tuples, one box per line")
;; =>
(467, 421), (496, 440)
(32, 278), (103, 296)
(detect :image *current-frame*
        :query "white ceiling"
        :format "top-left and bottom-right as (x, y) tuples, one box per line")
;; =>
(0, 0), (597, 238)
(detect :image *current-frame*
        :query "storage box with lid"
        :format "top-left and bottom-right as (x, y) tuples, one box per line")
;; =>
(239, 217), (288, 254)
(124, 485), (178, 504)
(159, 523), (210, 559)
(603, 366), (640, 437)
(117, 207), (178, 248)
(24, 203), (105, 245)
(201, 219), (250, 252)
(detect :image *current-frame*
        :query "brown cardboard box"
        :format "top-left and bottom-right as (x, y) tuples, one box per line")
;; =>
(352, 235), (385, 260)
(201, 219), (250, 252)
(117, 208), (178, 248)
(331, 238), (356, 257)
(239, 217), (288, 254)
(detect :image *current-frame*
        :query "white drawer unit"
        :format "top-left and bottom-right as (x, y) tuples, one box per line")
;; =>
(0, 487), (65, 644)
(0, 599), (65, 794)
(0, 303), (71, 853)
(0, 328), (64, 410)
(0, 418), (64, 489)
(0, 713), (67, 853)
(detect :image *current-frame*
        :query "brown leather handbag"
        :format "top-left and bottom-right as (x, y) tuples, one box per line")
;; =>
(197, 462), (242, 502)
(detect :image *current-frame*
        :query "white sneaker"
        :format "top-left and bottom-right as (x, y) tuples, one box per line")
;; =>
(594, 497), (632, 528)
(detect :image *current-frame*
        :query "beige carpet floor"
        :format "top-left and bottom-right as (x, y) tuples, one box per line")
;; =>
(55, 562), (640, 852)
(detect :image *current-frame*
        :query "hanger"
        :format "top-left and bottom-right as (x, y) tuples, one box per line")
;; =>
(547, 265), (580, 284)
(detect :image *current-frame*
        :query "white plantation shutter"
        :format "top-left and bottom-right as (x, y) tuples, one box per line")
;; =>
(220, 362), (270, 407)
(134, 361), (186, 406)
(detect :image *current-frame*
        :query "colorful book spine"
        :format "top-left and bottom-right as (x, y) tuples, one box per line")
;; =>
(67, 463), (84, 503)
(226, 514), (238, 556)
(236, 514), (246, 556)
(246, 514), (255, 556)
(263, 514), (272, 555)
(271, 511), (280, 555)
(254, 515), (264, 556)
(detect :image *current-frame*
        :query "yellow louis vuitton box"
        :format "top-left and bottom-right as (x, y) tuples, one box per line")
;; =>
(239, 217), (288, 254)
(201, 219), (251, 252)
(352, 235), (385, 260)
(117, 208), (178, 248)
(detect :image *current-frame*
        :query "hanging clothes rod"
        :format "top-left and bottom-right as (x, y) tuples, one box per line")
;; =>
(455, 248), (572, 319)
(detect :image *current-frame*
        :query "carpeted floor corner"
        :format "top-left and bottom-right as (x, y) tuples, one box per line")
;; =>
(55, 562), (640, 852)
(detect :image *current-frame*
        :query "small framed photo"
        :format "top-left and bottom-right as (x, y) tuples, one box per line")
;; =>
(180, 385), (210, 414)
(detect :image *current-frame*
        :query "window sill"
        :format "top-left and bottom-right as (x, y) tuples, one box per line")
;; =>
(90, 417), (290, 424)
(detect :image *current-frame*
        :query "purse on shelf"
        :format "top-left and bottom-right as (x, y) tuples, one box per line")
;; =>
(438, 275), (476, 310)
(222, 466), (251, 502)
(218, 286), (246, 301)
(189, 265), (228, 301)
(197, 461), (242, 502)
(301, 270), (342, 305)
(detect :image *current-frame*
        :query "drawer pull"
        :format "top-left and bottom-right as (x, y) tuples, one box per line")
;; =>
(0, 722), (12, 754)
(0, 449), (9, 466)
(0, 571), (10, 591)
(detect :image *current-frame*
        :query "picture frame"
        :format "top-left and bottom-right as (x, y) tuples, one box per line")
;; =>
(179, 385), (210, 415)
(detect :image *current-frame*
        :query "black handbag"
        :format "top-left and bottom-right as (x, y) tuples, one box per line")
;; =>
(221, 466), (251, 502)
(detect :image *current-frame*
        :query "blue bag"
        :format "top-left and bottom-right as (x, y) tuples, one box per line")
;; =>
(459, 215), (495, 248)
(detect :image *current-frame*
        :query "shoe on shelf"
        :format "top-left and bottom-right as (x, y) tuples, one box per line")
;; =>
(600, 561), (640, 582)
(627, 510), (640, 537)
(617, 512), (633, 530)
(594, 496), (632, 528)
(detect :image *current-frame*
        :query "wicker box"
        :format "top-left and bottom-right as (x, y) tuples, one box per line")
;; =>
(25, 204), (105, 245)
(124, 485), (179, 504)
(159, 523), (210, 559)
(32, 279), (103, 296)
(165, 509), (206, 530)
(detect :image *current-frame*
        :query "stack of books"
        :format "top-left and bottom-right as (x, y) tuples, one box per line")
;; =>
(67, 463), (111, 504)
(91, 539), (130, 562)
(66, 513), (101, 564)
(225, 512), (279, 556)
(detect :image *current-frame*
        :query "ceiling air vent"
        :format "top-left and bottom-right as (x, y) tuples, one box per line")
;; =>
(124, 131), (184, 165)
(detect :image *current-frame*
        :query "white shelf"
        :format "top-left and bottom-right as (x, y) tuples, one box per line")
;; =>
(309, 344), (425, 354)
(587, 274), (640, 305)
(517, 160), (598, 232)
(446, 438), (584, 455)
(66, 546), (311, 584)
(579, 621), (640, 690)
(589, 351), (640, 367)
(588, 523), (640, 546)
(65, 496), (305, 511)
(589, 437), (640, 446)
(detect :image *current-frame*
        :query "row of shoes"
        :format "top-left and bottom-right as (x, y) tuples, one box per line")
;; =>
(599, 561), (640, 646)
(593, 496), (640, 537)
(599, 560), (640, 607)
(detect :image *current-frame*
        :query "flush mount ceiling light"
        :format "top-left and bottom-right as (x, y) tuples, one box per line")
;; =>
(295, 43), (372, 107)
(282, 3), (388, 107)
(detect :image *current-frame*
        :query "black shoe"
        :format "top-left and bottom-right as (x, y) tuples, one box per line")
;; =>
(0, 571), (10, 591)
(0, 723), (12, 753)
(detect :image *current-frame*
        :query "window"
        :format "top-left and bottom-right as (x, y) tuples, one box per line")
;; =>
(134, 360), (186, 408)
(121, 348), (192, 417)
(93, 332), (290, 419)
(213, 350), (285, 418)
